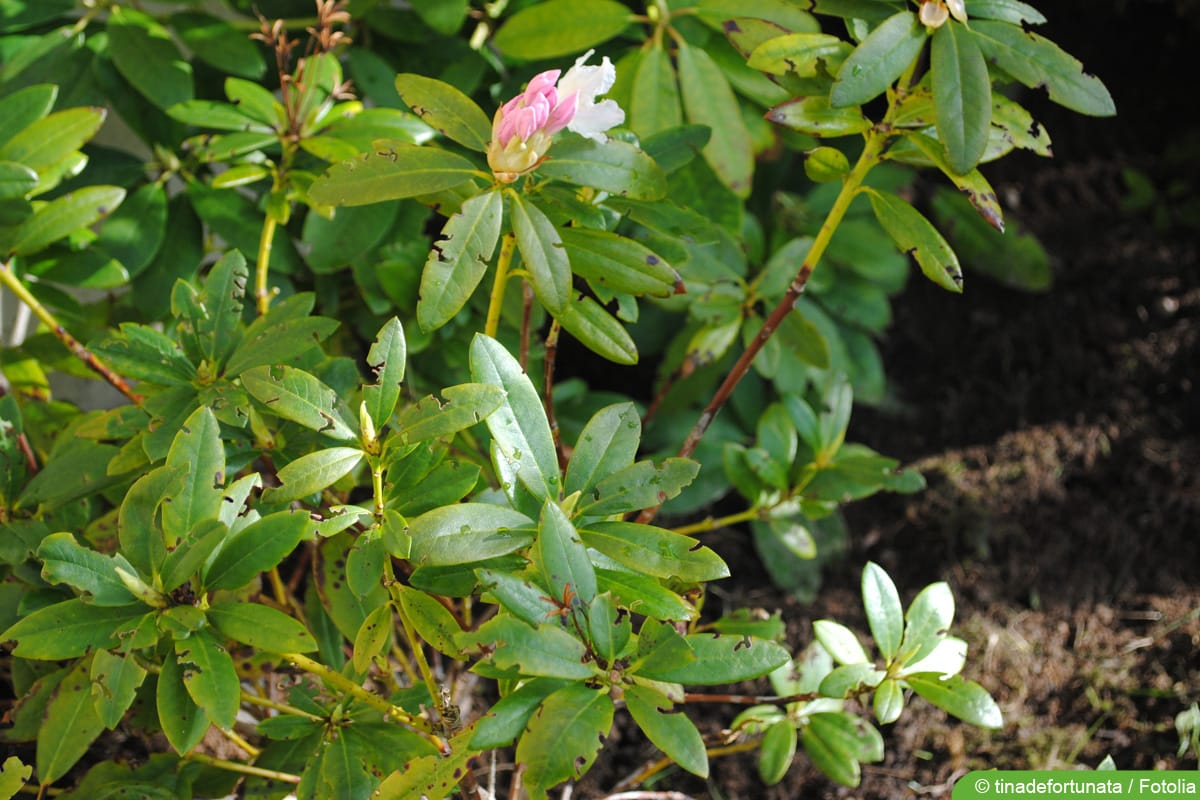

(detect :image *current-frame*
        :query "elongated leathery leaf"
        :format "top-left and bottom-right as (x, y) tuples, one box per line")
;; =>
(242, 365), (356, 441)
(362, 317), (406, 429)
(509, 192), (570, 315)
(162, 406), (224, 546)
(0, 106), (105, 172)
(37, 657), (104, 785)
(931, 21), (991, 175)
(564, 402), (641, 495)
(537, 135), (666, 201)
(630, 42), (681, 139)
(38, 532), (137, 606)
(517, 683), (613, 791)
(469, 334), (560, 501)
(557, 295), (638, 365)
(580, 522), (728, 582)
(493, 0), (632, 60)
(157, 653), (209, 754)
(10, 186), (125, 255)
(202, 510), (313, 591)
(392, 383), (504, 446)
(175, 631), (239, 730)
(407, 503), (534, 566)
(107, 7), (193, 111)
(625, 685), (708, 777)
(830, 11), (926, 108)
(472, 678), (571, 749)
(677, 40), (753, 197)
(207, 601), (318, 653)
(261, 447), (364, 505)
(861, 562), (903, 662)
(864, 188), (963, 292)
(308, 141), (477, 207)
(906, 673), (1002, 728)
(460, 616), (599, 680)
(418, 189), (502, 331)
(559, 227), (678, 299)
(394, 74), (491, 152)
(536, 501), (597, 608)
(575, 458), (699, 517)
(91, 650), (147, 730)
(636, 633), (789, 684)
(0, 600), (148, 660)
(969, 20), (1114, 116)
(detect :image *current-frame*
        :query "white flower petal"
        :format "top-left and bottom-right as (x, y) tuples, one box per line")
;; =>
(568, 99), (624, 142)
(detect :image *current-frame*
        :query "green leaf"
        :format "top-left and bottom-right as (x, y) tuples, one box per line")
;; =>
(308, 142), (478, 207)
(536, 501), (597, 607)
(564, 402), (641, 495)
(830, 11), (926, 108)
(16, 441), (122, 511)
(625, 685), (708, 777)
(557, 294), (638, 365)
(38, 532), (137, 606)
(472, 678), (571, 749)
(630, 42), (681, 139)
(0, 83), (57, 147)
(301, 200), (397, 273)
(873, 677), (904, 724)
(677, 41), (753, 197)
(906, 673), (1003, 728)
(580, 522), (728, 582)
(638, 633), (790, 684)
(801, 711), (883, 787)
(641, 124), (711, 174)
(175, 631), (239, 730)
(90, 650), (148, 730)
(157, 651), (209, 754)
(162, 406), (224, 545)
(469, 334), (561, 501)
(393, 74), (491, 152)
(362, 317), (406, 429)
(107, 7), (194, 111)
(167, 100), (268, 132)
(765, 96), (871, 137)
(352, 601), (394, 674)
(586, 592), (630, 664)
(969, 20), (1115, 116)
(758, 720), (797, 784)
(819, 662), (886, 698)
(37, 657), (105, 785)
(316, 534), (389, 644)
(407, 502), (535, 566)
(159, 519), (227, 594)
(91, 323), (196, 387)
(575, 458), (699, 517)
(597, 568), (696, 621)
(559, 227), (678, 299)
(223, 77), (282, 127)
(10, 185), (125, 256)
(196, 249), (249, 368)
(509, 193), (570, 314)
(258, 448), (360, 503)
(863, 187), (963, 292)
(747, 32), (849, 77)
(462, 616), (599, 680)
(394, 585), (463, 658)
(375, 727), (474, 800)
(0, 161), (37, 199)
(118, 466), (182, 577)
(1, 599), (147, 660)
(222, 316), (339, 377)
(517, 683), (613, 790)
(203, 510), (314, 591)
(493, 0), (632, 60)
(0, 106), (105, 174)
(538, 135), (667, 201)
(0, 756), (31, 798)
(931, 21), (991, 175)
(899, 581), (954, 665)
(393, 383), (505, 446)
(813, 619), (870, 665)
(171, 12), (266, 79)
(477, 567), (558, 628)
(966, 0), (1046, 25)
(891, 132), (1004, 231)
(861, 562), (903, 662)
(418, 189), (503, 331)
(207, 602), (317, 654)
(930, 186), (1047, 290)
(243, 365), (357, 441)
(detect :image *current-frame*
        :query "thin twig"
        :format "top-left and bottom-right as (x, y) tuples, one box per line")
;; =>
(543, 319), (566, 470)
(0, 259), (143, 405)
(186, 752), (301, 784)
(520, 280), (534, 371)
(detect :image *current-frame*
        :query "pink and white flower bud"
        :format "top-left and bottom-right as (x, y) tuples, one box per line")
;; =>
(488, 50), (624, 182)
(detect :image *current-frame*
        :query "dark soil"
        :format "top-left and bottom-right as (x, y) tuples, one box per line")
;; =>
(576, 4), (1200, 798)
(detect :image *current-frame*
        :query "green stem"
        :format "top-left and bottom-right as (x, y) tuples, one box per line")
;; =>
(484, 233), (517, 338)
(185, 752), (301, 785)
(671, 506), (761, 536)
(384, 562), (442, 716)
(0, 259), (143, 405)
(241, 690), (324, 722)
(372, 462), (385, 519)
(255, 214), (277, 316)
(281, 652), (442, 742)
